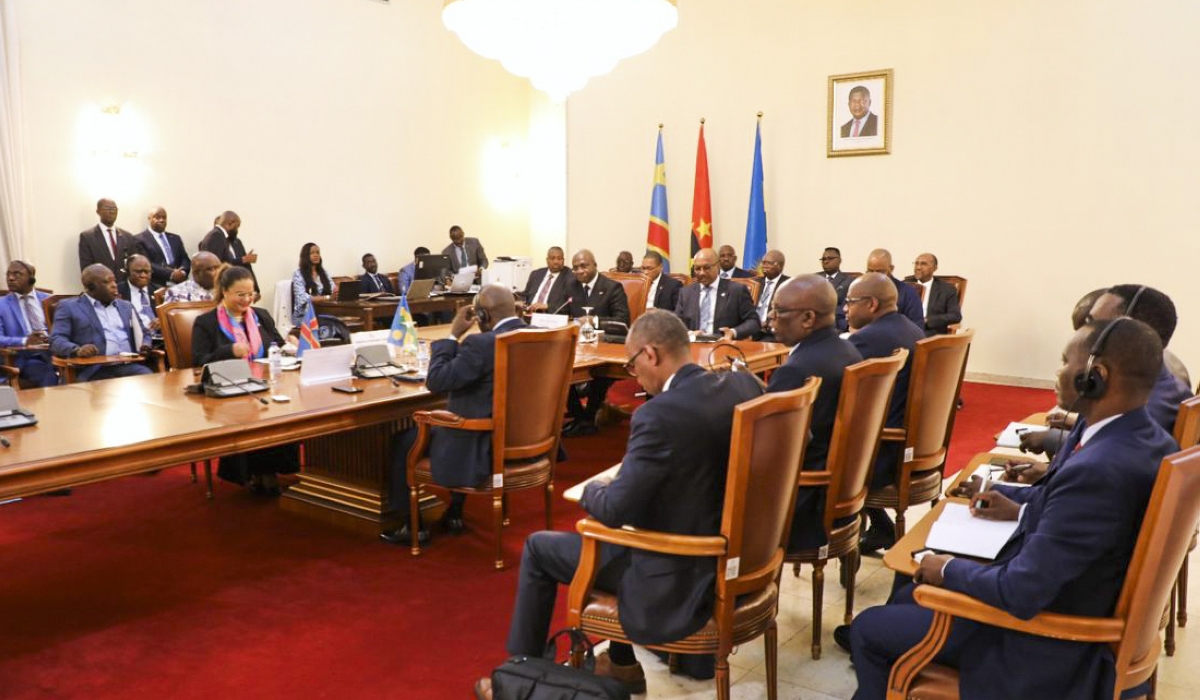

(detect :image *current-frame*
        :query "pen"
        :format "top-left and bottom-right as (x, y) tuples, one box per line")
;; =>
(974, 468), (991, 508)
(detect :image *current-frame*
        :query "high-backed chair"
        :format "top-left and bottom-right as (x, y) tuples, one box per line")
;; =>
(669, 272), (691, 286)
(41, 294), (73, 333)
(937, 275), (968, 310)
(886, 445), (1200, 700)
(406, 324), (578, 569)
(785, 349), (908, 659)
(610, 274), (647, 325)
(728, 276), (760, 305)
(865, 329), (974, 538)
(566, 378), (819, 700)
(157, 300), (219, 496)
(1164, 395), (1200, 655)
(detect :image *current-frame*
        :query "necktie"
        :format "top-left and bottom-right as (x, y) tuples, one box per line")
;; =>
(851, 119), (861, 137)
(140, 289), (152, 324)
(22, 295), (43, 333)
(459, 246), (467, 267)
(700, 285), (713, 333)
(106, 227), (119, 259)
(758, 279), (774, 321)
(159, 233), (173, 265)
(535, 273), (553, 305)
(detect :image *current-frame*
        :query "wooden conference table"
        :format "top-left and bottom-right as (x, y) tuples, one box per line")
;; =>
(0, 331), (789, 536)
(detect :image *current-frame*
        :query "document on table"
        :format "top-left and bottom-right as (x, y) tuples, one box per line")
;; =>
(996, 422), (1048, 449)
(971, 463), (1032, 488)
(563, 464), (621, 502)
(925, 502), (1019, 560)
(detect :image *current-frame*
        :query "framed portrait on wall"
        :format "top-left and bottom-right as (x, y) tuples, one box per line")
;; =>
(828, 69), (893, 157)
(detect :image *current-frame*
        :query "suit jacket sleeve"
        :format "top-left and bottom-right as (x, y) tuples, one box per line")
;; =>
(898, 285), (925, 327)
(601, 279), (630, 326)
(78, 232), (97, 271)
(192, 313), (235, 365)
(727, 284), (761, 339)
(425, 335), (489, 394)
(522, 270), (542, 301)
(50, 301), (83, 357)
(925, 282), (962, 331)
(471, 239), (489, 269)
(0, 299), (27, 347)
(580, 406), (673, 527)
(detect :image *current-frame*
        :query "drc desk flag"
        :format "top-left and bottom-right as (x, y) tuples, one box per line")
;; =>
(743, 115), (767, 272)
(645, 126), (671, 272)
(690, 119), (713, 268)
(389, 294), (419, 354)
(297, 303), (322, 357)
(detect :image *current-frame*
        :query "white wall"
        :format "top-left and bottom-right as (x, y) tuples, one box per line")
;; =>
(16, 0), (534, 295)
(565, 0), (1200, 384)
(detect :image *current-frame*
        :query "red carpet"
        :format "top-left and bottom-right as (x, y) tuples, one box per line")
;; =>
(0, 381), (1049, 699)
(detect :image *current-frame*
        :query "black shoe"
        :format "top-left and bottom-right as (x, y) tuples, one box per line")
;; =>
(440, 512), (465, 535)
(563, 420), (598, 437)
(674, 653), (715, 681)
(381, 523), (430, 546)
(833, 624), (853, 654)
(43, 488), (73, 497)
(859, 528), (895, 554)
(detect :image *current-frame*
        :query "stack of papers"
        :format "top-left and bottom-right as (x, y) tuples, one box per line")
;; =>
(996, 422), (1048, 448)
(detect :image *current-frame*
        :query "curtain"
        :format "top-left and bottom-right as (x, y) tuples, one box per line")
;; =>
(0, 0), (28, 265)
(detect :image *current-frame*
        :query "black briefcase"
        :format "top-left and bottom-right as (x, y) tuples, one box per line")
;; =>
(490, 629), (630, 700)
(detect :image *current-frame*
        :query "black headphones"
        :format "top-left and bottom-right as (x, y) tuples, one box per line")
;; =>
(472, 293), (490, 328)
(1073, 316), (1131, 399)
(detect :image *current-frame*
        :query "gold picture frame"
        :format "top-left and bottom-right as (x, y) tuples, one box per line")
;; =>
(828, 69), (893, 157)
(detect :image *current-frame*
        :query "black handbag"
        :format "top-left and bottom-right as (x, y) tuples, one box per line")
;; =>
(490, 629), (630, 700)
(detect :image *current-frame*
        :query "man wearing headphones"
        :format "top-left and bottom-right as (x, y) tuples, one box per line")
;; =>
(381, 284), (524, 545)
(847, 318), (1177, 700)
(0, 261), (57, 387)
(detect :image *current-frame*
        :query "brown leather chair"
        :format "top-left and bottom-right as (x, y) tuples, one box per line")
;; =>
(785, 349), (908, 659)
(669, 272), (692, 286)
(728, 276), (760, 305)
(865, 329), (974, 538)
(937, 275), (968, 310)
(41, 294), (73, 332)
(607, 274), (647, 325)
(1163, 395), (1200, 655)
(886, 444), (1200, 700)
(156, 300), (218, 496)
(387, 272), (400, 293)
(406, 324), (579, 569)
(566, 378), (820, 700)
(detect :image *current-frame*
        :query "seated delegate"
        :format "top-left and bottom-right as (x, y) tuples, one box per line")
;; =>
(291, 242), (332, 327)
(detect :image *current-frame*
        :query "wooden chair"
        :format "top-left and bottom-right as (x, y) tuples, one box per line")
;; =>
(152, 286), (168, 305)
(387, 272), (400, 293)
(406, 324), (578, 569)
(865, 329), (974, 538)
(728, 276), (760, 305)
(886, 445), (1200, 700)
(157, 300), (219, 496)
(330, 275), (354, 295)
(610, 274), (647, 325)
(53, 351), (166, 384)
(41, 294), (73, 332)
(1164, 395), (1200, 655)
(669, 272), (692, 286)
(937, 275), (968, 310)
(785, 349), (908, 659)
(566, 379), (820, 700)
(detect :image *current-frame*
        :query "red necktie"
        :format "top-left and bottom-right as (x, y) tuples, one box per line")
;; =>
(851, 120), (861, 137)
(107, 227), (119, 259)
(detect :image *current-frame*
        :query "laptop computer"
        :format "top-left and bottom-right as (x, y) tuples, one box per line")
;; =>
(336, 279), (361, 301)
(406, 278), (436, 301)
(448, 266), (477, 294)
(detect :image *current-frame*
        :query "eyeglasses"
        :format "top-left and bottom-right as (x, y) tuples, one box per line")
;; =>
(624, 347), (647, 377)
(844, 296), (874, 306)
(818, 256), (839, 262)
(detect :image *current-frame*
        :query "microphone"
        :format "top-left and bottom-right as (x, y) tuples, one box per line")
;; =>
(355, 353), (402, 387)
(551, 297), (574, 315)
(209, 370), (270, 405)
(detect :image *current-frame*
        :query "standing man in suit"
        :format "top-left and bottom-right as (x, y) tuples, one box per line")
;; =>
(563, 249), (630, 436)
(844, 273), (925, 552)
(117, 254), (160, 332)
(866, 248), (923, 328)
(443, 225), (489, 274)
(381, 285), (525, 545)
(78, 198), (139, 284)
(819, 246), (854, 332)
(522, 246), (570, 313)
(0, 260), (56, 387)
(642, 251), (682, 312)
(477, 311), (764, 699)
(199, 211), (258, 293)
(674, 248), (760, 340)
(50, 264), (153, 382)
(753, 249), (789, 340)
(134, 207), (190, 287)
(359, 253), (395, 294)
(906, 253), (961, 335)
(849, 319), (1175, 700)
(716, 244), (754, 279)
(767, 275), (862, 550)
(840, 85), (878, 138)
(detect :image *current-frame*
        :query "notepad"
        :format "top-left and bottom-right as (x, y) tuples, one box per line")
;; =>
(563, 464), (621, 502)
(995, 422), (1048, 449)
(925, 502), (1020, 560)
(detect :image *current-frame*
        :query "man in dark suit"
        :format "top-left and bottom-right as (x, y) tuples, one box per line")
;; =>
(840, 85), (879, 138)
(819, 246), (854, 331)
(563, 249), (630, 436)
(753, 249), (789, 340)
(479, 311), (764, 699)
(767, 275), (862, 549)
(905, 253), (961, 335)
(844, 273), (926, 552)
(521, 246), (570, 313)
(674, 248), (760, 340)
(0, 260), (56, 387)
(49, 264), (153, 382)
(642, 251), (682, 311)
(199, 211), (259, 293)
(849, 319), (1176, 700)
(442, 225), (489, 274)
(134, 207), (190, 287)
(381, 285), (525, 545)
(78, 198), (139, 284)
(117, 254), (161, 332)
(358, 253), (395, 294)
(866, 248), (923, 329)
(716, 244), (754, 279)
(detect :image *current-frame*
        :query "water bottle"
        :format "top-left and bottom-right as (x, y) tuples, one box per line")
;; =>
(417, 340), (430, 374)
(268, 342), (282, 385)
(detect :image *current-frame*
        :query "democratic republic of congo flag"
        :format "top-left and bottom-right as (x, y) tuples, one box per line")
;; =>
(645, 127), (671, 272)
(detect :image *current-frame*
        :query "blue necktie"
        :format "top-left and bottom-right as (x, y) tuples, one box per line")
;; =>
(700, 286), (713, 333)
(159, 233), (173, 265)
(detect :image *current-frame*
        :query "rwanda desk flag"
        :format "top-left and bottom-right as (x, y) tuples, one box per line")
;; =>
(645, 127), (671, 272)
(297, 303), (321, 357)
(691, 119), (713, 265)
(743, 116), (767, 272)
(388, 293), (419, 355)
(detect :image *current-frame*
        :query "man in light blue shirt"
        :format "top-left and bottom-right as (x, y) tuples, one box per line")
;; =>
(50, 264), (153, 381)
(397, 246), (430, 296)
